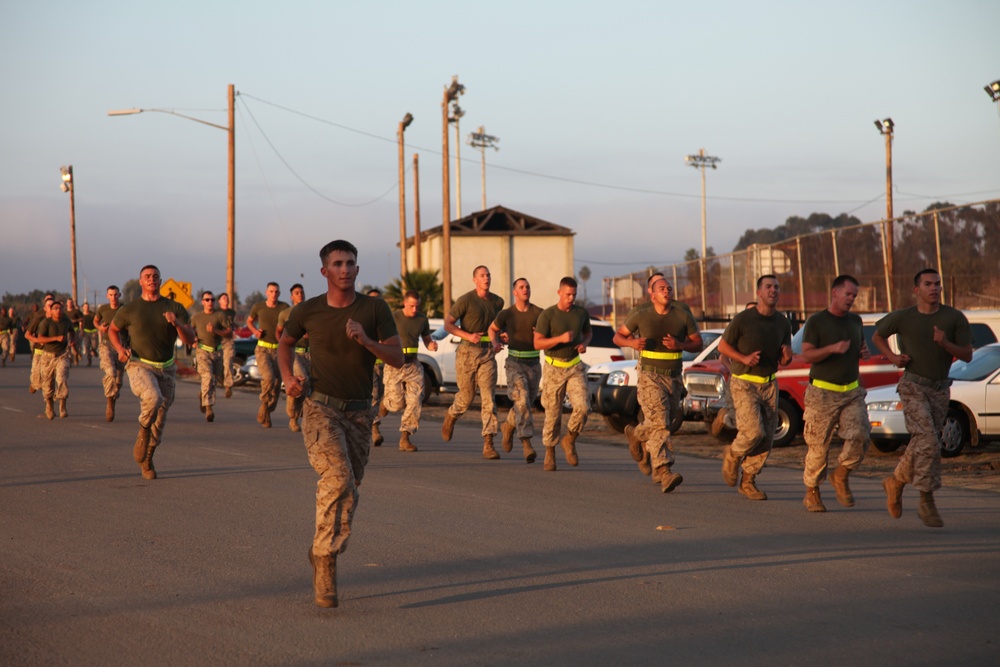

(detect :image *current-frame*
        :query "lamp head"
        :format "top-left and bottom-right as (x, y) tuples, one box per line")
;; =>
(402, 112), (414, 128)
(985, 80), (1000, 102)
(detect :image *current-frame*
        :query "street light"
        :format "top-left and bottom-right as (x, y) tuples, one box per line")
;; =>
(468, 126), (499, 211)
(985, 80), (1000, 102)
(874, 117), (894, 308)
(685, 148), (721, 317)
(108, 84), (236, 299)
(60, 165), (79, 304)
(441, 75), (465, 317)
(398, 112), (413, 277)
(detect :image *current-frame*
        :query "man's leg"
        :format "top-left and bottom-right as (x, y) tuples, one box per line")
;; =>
(475, 352), (499, 437)
(540, 364), (568, 470)
(443, 345), (477, 441)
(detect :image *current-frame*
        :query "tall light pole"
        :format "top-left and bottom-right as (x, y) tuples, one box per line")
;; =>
(468, 126), (499, 211)
(685, 148), (721, 316)
(397, 112), (413, 277)
(441, 75), (464, 317)
(875, 117), (894, 304)
(108, 84), (236, 299)
(59, 165), (79, 304)
(413, 153), (422, 270)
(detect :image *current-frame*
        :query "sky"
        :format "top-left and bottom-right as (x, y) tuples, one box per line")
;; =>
(2, 0), (999, 305)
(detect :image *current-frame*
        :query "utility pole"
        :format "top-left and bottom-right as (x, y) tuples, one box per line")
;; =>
(59, 165), (78, 304)
(684, 148), (721, 317)
(441, 75), (464, 317)
(450, 100), (465, 219)
(875, 118), (894, 306)
(468, 126), (499, 211)
(397, 112), (413, 277)
(413, 153), (422, 269)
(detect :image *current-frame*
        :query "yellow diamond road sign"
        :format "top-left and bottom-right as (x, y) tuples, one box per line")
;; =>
(160, 279), (194, 309)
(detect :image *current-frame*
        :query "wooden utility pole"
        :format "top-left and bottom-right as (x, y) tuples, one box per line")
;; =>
(413, 153), (422, 269)
(397, 113), (413, 277)
(227, 84), (235, 301)
(60, 165), (78, 304)
(875, 118), (894, 309)
(441, 76), (464, 317)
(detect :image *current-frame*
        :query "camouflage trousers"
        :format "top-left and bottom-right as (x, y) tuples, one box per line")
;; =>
(256, 345), (281, 414)
(371, 362), (385, 424)
(541, 360), (589, 447)
(635, 369), (682, 468)
(448, 344), (498, 436)
(125, 359), (177, 450)
(195, 348), (222, 407)
(802, 384), (871, 487)
(98, 344), (125, 399)
(0, 331), (13, 360)
(301, 398), (372, 557)
(504, 358), (541, 440)
(220, 338), (235, 389)
(286, 351), (311, 422)
(895, 378), (949, 493)
(383, 360), (424, 433)
(729, 376), (778, 476)
(81, 330), (99, 363)
(39, 352), (70, 400)
(30, 349), (43, 391)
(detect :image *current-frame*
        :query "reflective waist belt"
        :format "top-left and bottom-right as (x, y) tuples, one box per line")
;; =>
(34, 348), (44, 355)
(294, 346), (308, 355)
(509, 349), (540, 359)
(545, 355), (581, 368)
(198, 343), (219, 353)
(463, 336), (493, 347)
(308, 391), (370, 412)
(138, 357), (175, 370)
(84, 328), (98, 333)
(638, 364), (681, 377)
(901, 371), (951, 390)
(733, 372), (776, 384)
(256, 341), (279, 350)
(0, 329), (11, 333)
(640, 350), (682, 360)
(402, 347), (419, 354)
(810, 378), (859, 392)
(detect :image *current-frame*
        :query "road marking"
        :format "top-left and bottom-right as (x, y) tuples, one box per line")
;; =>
(199, 447), (252, 458)
(2, 406), (24, 413)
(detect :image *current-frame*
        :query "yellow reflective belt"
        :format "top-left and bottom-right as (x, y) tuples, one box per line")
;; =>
(257, 341), (279, 350)
(480, 335), (491, 343)
(138, 357), (175, 369)
(198, 343), (219, 353)
(545, 355), (581, 368)
(640, 350), (682, 360)
(84, 328), (97, 333)
(733, 372), (776, 384)
(294, 346), (308, 354)
(811, 379), (859, 392)
(509, 349), (540, 359)
(34, 348), (43, 355)
(402, 347), (419, 354)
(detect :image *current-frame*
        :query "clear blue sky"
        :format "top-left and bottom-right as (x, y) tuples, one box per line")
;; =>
(2, 0), (998, 303)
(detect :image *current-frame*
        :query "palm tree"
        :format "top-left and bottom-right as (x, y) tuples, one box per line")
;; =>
(578, 265), (591, 305)
(383, 269), (444, 317)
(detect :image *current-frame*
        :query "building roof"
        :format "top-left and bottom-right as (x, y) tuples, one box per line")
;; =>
(414, 205), (574, 241)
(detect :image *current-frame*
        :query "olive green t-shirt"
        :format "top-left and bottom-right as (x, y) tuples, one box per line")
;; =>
(82, 312), (97, 330)
(277, 305), (307, 348)
(451, 290), (504, 340)
(802, 309), (864, 385)
(623, 305), (700, 372)
(627, 298), (693, 318)
(494, 304), (543, 352)
(393, 310), (431, 351)
(535, 305), (591, 361)
(37, 317), (73, 355)
(112, 297), (190, 363)
(191, 310), (227, 349)
(283, 293), (397, 400)
(219, 308), (237, 336)
(875, 305), (971, 382)
(95, 304), (123, 348)
(722, 308), (792, 377)
(249, 300), (290, 345)
(0, 313), (13, 331)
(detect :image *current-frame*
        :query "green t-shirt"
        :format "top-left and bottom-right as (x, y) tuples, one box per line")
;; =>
(248, 300), (290, 345)
(112, 297), (190, 363)
(451, 290), (504, 339)
(0, 313), (13, 331)
(802, 309), (864, 385)
(393, 310), (431, 351)
(875, 305), (972, 382)
(82, 312), (97, 330)
(37, 317), (73, 355)
(219, 308), (237, 337)
(623, 304), (699, 372)
(277, 305), (307, 348)
(722, 308), (792, 377)
(191, 310), (227, 349)
(535, 304), (591, 361)
(494, 304), (543, 352)
(627, 298), (693, 318)
(95, 304), (123, 348)
(283, 293), (397, 400)
(66, 307), (83, 326)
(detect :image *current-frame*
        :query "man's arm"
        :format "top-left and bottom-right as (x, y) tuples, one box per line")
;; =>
(799, 340), (850, 364)
(444, 313), (479, 344)
(278, 333), (302, 397)
(613, 324), (644, 352)
(871, 331), (908, 368)
(718, 338), (761, 368)
(534, 329), (572, 351)
(933, 326), (973, 363)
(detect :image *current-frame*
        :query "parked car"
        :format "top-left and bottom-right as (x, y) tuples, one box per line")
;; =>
(866, 343), (1000, 457)
(589, 329), (726, 433)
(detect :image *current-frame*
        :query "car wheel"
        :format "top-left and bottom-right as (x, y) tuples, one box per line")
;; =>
(871, 439), (903, 453)
(940, 408), (969, 458)
(668, 407), (683, 434)
(773, 397), (802, 448)
(604, 414), (633, 433)
(231, 357), (248, 387)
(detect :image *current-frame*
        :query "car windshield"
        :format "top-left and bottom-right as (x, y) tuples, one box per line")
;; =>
(684, 331), (720, 362)
(949, 346), (1000, 382)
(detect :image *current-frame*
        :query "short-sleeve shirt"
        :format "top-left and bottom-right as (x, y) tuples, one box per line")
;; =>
(722, 308), (792, 377)
(95, 304), (123, 348)
(626, 298), (693, 319)
(875, 305), (971, 382)
(66, 307), (83, 326)
(623, 304), (700, 372)
(535, 305), (591, 361)
(802, 310), (864, 385)
(451, 290), (504, 340)
(37, 317), (73, 355)
(219, 308), (237, 337)
(283, 293), (397, 400)
(277, 305), (307, 349)
(249, 300), (290, 345)
(191, 311), (228, 349)
(393, 310), (431, 352)
(112, 297), (191, 363)
(494, 304), (543, 352)
(0, 313), (13, 331)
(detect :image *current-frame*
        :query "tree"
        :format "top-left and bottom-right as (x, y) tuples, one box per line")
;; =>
(244, 290), (265, 308)
(578, 265), (591, 304)
(383, 269), (444, 317)
(122, 279), (141, 303)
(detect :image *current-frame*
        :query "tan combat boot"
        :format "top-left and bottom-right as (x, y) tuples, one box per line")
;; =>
(638, 450), (652, 476)
(560, 430), (580, 467)
(106, 397), (115, 422)
(830, 466), (854, 507)
(738, 473), (767, 500)
(483, 434), (500, 460)
(625, 424), (644, 463)
(289, 418), (301, 433)
(308, 548), (338, 608)
(225, 386), (233, 398)
(659, 465), (683, 493)
(883, 475), (905, 519)
(58, 399), (67, 418)
(205, 405), (214, 422)
(133, 427), (152, 463)
(501, 422), (515, 453)
(441, 413), (457, 442)
(256, 403), (267, 424)
(521, 437), (536, 463)
(262, 410), (272, 428)
(44, 398), (54, 420)
(918, 491), (943, 528)
(371, 422), (383, 447)
(399, 431), (418, 452)
(722, 446), (740, 487)
(140, 446), (157, 480)
(804, 486), (826, 512)
(710, 408), (729, 437)
(543, 446), (557, 471)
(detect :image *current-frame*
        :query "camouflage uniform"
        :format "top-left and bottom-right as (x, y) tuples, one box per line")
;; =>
(98, 341), (125, 400)
(39, 352), (70, 401)
(81, 328), (99, 365)
(220, 337), (236, 389)
(635, 370), (683, 469)
(802, 384), (870, 486)
(504, 358), (541, 439)
(894, 378), (949, 492)
(287, 346), (311, 425)
(540, 361), (589, 447)
(0, 312), (15, 364)
(382, 361), (424, 433)
(256, 346), (281, 414)
(371, 361), (385, 424)
(126, 360), (176, 449)
(451, 344), (499, 435)
(195, 346), (222, 408)
(729, 376), (778, 476)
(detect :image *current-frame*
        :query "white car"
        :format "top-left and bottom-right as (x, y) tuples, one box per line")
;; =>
(866, 343), (1000, 457)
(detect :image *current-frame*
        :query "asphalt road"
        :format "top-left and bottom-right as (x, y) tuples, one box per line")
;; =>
(2, 360), (999, 666)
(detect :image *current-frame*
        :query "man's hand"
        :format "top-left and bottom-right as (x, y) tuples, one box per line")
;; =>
(284, 375), (304, 398)
(743, 350), (762, 367)
(860, 340), (871, 360)
(888, 352), (911, 368)
(346, 318), (369, 345)
(932, 326), (948, 347)
(427, 340), (439, 352)
(662, 334), (680, 350)
(116, 348), (131, 364)
(830, 339), (851, 354)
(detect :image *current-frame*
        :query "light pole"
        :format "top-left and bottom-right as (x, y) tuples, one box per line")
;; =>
(450, 100), (465, 219)
(59, 165), (79, 304)
(874, 117), (894, 306)
(441, 75), (464, 317)
(468, 126), (499, 211)
(684, 148), (721, 316)
(413, 153), (422, 270)
(108, 84), (236, 299)
(397, 112), (413, 277)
